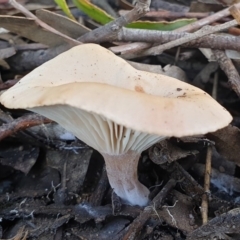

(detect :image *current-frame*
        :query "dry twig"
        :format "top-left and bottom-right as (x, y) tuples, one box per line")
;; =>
(108, 29), (240, 52)
(176, 2), (240, 33)
(0, 114), (52, 141)
(201, 146), (212, 225)
(113, 3), (240, 58)
(89, 166), (109, 206)
(78, 0), (151, 43)
(121, 179), (176, 240)
(145, 11), (211, 20)
(213, 49), (240, 97)
(122, 19), (239, 58)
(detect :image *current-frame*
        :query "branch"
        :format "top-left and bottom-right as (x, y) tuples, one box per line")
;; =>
(0, 114), (52, 141)
(122, 179), (176, 240)
(213, 49), (240, 97)
(77, 0), (151, 43)
(175, 2), (240, 33)
(116, 3), (240, 58)
(107, 28), (240, 52)
(123, 19), (238, 58)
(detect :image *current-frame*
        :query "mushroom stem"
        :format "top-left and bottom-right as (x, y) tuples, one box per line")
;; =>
(102, 151), (150, 206)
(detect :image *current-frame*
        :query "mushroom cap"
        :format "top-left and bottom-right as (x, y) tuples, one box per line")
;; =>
(0, 44), (232, 153)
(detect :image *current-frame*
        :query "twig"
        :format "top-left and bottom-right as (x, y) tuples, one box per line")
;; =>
(122, 179), (176, 240)
(213, 49), (240, 97)
(188, 208), (240, 240)
(213, 5), (240, 98)
(77, 0), (151, 43)
(110, 42), (151, 54)
(175, 2), (240, 33)
(123, 19), (238, 58)
(89, 166), (109, 206)
(201, 146), (212, 225)
(145, 11), (211, 20)
(0, 113), (52, 141)
(228, 26), (240, 35)
(114, 28), (238, 45)
(108, 29), (240, 52)
(170, 162), (205, 199)
(15, 43), (48, 51)
(116, 3), (240, 58)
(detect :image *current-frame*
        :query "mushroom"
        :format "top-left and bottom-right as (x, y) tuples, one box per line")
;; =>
(0, 44), (232, 206)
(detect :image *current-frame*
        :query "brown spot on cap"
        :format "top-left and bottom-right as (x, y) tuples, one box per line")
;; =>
(135, 85), (145, 93)
(176, 88), (182, 91)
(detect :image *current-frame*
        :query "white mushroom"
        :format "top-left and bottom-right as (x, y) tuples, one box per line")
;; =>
(0, 44), (232, 206)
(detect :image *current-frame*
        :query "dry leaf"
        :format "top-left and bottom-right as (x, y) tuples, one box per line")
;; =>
(149, 140), (198, 165)
(0, 16), (76, 47)
(0, 144), (39, 174)
(207, 125), (240, 166)
(0, 47), (15, 59)
(36, 9), (90, 39)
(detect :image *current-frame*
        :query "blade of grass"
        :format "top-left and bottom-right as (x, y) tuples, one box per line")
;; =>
(54, 0), (76, 21)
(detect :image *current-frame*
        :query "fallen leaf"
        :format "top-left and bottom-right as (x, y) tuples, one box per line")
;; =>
(0, 144), (39, 174)
(36, 9), (90, 39)
(187, 208), (240, 239)
(0, 47), (15, 59)
(207, 125), (240, 166)
(0, 15), (78, 47)
(149, 140), (198, 165)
